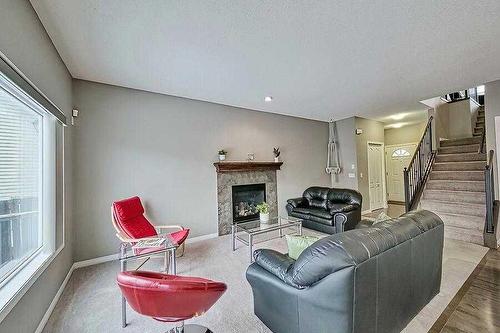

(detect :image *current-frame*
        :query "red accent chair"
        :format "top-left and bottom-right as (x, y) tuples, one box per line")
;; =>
(117, 271), (227, 332)
(111, 196), (189, 258)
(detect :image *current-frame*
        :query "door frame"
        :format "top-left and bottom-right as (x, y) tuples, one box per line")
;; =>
(384, 143), (417, 203)
(367, 141), (387, 211)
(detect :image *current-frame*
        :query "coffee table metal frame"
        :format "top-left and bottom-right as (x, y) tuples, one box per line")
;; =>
(118, 237), (178, 328)
(231, 216), (302, 262)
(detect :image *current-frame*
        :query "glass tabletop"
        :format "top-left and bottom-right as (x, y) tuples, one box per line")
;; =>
(119, 233), (178, 261)
(234, 216), (302, 235)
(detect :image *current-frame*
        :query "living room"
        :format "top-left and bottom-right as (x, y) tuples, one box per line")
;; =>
(1, 1), (499, 333)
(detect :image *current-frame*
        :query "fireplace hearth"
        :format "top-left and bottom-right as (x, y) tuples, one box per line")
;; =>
(232, 183), (266, 223)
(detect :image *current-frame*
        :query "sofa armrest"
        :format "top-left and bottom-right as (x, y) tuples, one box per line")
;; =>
(253, 249), (298, 287)
(287, 197), (307, 208)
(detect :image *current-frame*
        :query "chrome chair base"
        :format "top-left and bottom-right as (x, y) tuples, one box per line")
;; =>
(167, 324), (213, 333)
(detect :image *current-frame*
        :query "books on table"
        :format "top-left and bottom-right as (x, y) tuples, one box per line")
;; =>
(132, 238), (166, 249)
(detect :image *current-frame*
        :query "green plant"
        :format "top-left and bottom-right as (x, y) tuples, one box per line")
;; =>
(256, 202), (269, 214)
(218, 149), (227, 155)
(273, 147), (280, 158)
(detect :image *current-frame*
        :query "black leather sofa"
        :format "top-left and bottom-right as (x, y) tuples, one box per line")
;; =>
(246, 210), (444, 333)
(286, 186), (362, 234)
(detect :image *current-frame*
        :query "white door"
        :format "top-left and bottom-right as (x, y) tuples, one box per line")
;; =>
(368, 143), (385, 210)
(385, 144), (416, 202)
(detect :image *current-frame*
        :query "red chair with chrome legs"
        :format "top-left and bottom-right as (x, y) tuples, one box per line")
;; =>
(112, 196), (189, 261)
(117, 271), (227, 333)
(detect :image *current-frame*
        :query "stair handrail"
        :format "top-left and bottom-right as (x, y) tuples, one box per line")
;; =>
(403, 116), (436, 212)
(484, 149), (495, 234)
(479, 124), (486, 153)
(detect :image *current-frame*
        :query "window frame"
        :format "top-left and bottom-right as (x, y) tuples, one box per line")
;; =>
(0, 68), (66, 323)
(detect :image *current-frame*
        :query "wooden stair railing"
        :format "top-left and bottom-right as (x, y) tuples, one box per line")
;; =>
(484, 150), (495, 235)
(404, 116), (436, 212)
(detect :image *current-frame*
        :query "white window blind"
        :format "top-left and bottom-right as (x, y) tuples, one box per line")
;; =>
(0, 86), (43, 283)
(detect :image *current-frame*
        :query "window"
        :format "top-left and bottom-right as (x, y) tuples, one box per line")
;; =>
(392, 148), (411, 157)
(0, 87), (43, 283)
(0, 70), (61, 291)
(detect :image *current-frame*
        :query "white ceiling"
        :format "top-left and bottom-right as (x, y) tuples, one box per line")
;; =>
(31, 1), (500, 122)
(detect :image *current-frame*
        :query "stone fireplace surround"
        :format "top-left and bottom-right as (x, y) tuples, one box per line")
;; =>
(214, 162), (282, 235)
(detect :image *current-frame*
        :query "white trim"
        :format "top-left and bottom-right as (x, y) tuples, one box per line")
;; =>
(73, 254), (119, 270)
(367, 141), (387, 210)
(34, 261), (74, 333)
(384, 142), (418, 149)
(0, 244), (64, 323)
(186, 233), (218, 244)
(362, 209), (372, 215)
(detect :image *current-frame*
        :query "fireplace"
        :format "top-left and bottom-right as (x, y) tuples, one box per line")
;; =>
(232, 183), (266, 223)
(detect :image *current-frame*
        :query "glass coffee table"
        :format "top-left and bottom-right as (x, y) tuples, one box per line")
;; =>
(232, 216), (302, 262)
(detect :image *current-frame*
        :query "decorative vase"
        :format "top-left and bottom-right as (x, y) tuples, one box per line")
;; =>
(219, 154), (226, 161)
(260, 212), (270, 223)
(274, 157), (279, 162)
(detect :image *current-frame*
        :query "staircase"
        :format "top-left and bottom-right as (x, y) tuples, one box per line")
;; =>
(420, 106), (487, 245)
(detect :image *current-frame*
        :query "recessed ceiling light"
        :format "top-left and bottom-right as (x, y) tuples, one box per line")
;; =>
(264, 96), (273, 102)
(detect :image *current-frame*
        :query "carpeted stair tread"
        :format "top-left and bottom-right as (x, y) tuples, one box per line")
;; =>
(438, 144), (480, 154)
(420, 199), (485, 218)
(440, 137), (482, 147)
(429, 170), (484, 181)
(422, 189), (486, 204)
(426, 180), (485, 192)
(435, 152), (486, 162)
(432, 161), (486, 171)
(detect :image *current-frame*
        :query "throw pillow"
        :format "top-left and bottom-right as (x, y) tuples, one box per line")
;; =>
(285, 235), (320, 260)
(373, 211), (392, 224)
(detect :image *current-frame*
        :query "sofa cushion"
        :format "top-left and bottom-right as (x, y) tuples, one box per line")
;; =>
(113, 196), (158, 239)
(327, 188), (362, 206)
(330, 203), (357, 214)
(308, 214), (334, 226)
(303, 187), (329, 209)
(288, 209), (310, 220)
(292, 207), (333, 224)
(307, 208), (334, 220)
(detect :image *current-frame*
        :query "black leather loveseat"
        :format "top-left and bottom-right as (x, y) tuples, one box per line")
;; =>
(246, 210), (444, 333)
(286, 186), (362, 234)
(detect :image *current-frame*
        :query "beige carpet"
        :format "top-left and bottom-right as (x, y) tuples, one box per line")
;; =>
(42, 229), (488, 333)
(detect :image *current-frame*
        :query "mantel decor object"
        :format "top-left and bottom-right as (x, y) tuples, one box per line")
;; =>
(218, 149), (227, 161)
(273, 147), (281, 162)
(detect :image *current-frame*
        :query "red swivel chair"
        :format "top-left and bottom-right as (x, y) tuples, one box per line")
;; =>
(112, 196), (190, 260)
(117, 271), (227, 332)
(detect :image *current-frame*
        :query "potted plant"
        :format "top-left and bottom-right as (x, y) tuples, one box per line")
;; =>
(218, 149), (227, 161)
(273, 147), (281, 162)
(256, 202), (270, 223)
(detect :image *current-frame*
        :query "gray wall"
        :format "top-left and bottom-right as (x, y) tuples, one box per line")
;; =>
(384, 122), (426, 146)
(0, 1), (73, 332)
(354, 117), (385, 211)
(434, 99), (476, 140)
(72, 80), (330, 261)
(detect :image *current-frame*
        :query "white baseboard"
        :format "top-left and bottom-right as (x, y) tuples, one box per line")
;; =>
(362, 209), (372, 215)
(186, 233), (218, 244)
(73, 253), (119, 269)
(34, 263), (75, 333)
